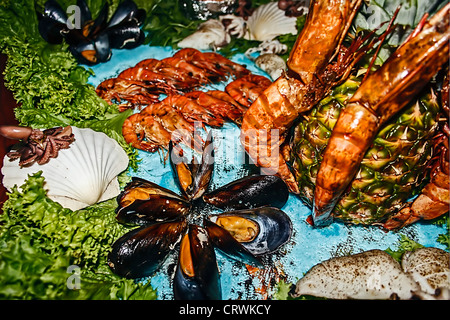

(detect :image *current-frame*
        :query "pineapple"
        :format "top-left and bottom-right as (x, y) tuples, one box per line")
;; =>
(290, 76), (440, 225)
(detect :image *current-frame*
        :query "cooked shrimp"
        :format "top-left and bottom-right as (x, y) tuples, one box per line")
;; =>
(186, 90), (243, 125)
(163, 94), (224, 127)
(122, 113), (172, 152)
(225, 74), (272, 108)
(141, 101), (203, 152)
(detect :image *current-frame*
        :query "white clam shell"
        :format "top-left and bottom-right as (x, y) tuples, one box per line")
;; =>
(1, 127), (129, 211)
(178, 19), (231, 50)
(293, 250), (420, 299)
(244, 2), (297, 41)
(402, 247), (450, 295)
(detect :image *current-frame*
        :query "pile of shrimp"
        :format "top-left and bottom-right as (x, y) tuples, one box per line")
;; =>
(95, 48), (272, 152)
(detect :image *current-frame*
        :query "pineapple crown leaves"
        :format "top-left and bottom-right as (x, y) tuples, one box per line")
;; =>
(353, 0), (447, 65)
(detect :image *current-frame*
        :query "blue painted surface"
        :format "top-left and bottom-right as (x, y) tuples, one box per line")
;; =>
(87, 45), (447, 300)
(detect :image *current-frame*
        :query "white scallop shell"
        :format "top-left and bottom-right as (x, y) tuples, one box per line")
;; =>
(1, 126), (129, 211)
(178, 19), (231, 50)
(244, 2), (298, 41)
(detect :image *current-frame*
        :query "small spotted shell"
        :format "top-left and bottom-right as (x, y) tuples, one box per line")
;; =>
(402, 247), (450, 295)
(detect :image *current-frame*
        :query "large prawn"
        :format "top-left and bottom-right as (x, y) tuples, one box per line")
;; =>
(381, 67), (450, 230)
(240, 0), (365, 192)
(312, 3), (450, 226)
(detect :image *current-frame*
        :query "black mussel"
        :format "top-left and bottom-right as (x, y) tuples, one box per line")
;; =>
(208, 207), (292, 256)
(75, 0), (92, 26)
(170, 132), (214, 201)
(68, 34), (111, 65)
(107, 20), (145, 49)
(173, 225), (222, 300)
(108, 218), (187, 279)
(203, 174), (289, 210)
(37, 0), (146, 65)
(204, 219), (262, 267)
(85, 2), (109, 37)
(107, 0), (146, 28)
(116, 177), (191, 225)
(40, 0), (68, 24)
(37, 0), (69, 44)
(38, 16), (68, 44)
(93, 32), (111, 61)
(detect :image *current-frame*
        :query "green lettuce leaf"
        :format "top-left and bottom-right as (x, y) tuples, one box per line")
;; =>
(0, 0), (139, 168)
(0, 172), (156, 300)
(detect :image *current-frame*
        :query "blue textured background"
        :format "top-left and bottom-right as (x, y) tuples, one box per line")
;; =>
(88, 46), (446, 300)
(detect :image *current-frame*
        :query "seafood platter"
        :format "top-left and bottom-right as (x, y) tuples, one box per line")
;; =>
(0, 0), (449, 300)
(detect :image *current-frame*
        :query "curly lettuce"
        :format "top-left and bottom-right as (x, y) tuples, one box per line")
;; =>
(0, 172), (156, 300)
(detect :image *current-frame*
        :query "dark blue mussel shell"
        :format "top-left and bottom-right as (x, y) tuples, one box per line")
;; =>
(115, 177), (191, 226)
(37, 0), (146, 65)
(107, 218), (188, 279)
(203, 174), (289, 210)
(207, 207), (293, 256)
(173, 225), (222, 300)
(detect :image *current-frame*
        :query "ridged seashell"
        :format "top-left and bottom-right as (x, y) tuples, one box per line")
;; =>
(178, 19), (231, 50)
(1, 126), (129, 211)
(244, 2), (297, 41)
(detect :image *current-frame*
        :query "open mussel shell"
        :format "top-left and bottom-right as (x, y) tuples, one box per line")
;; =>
(36, 0), (69, 44)
(170, 131), (214, 201)
(107, 0), (146, 28)
(116, 177), (191, 225)
(208, 207), (292, 256)
(39, 0), (68, 24)
(173, 224), (222, 300)
(108, 218), (187, 279)
(84, 2), (109, 37)
(38, 17), (68, 44)
(204, 219), (262, 267)
(203, 174), (289, 210)
(76, 0), (92, 26)
(107, 21), (145, 49)
(68, 32), (111, 65)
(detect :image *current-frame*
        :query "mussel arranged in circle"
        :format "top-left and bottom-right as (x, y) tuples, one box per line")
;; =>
(203, 174), (290, 210)
(36, 0), (146, 65)
(108, 133), (293, 299)
(203, 218), (263, 267)
(206, 207), (293, 256)
(173, 225), (222, 300)
(115, 177), (191, 225)
(107, 218), (187, 279)
(169, 131), (214, 201)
